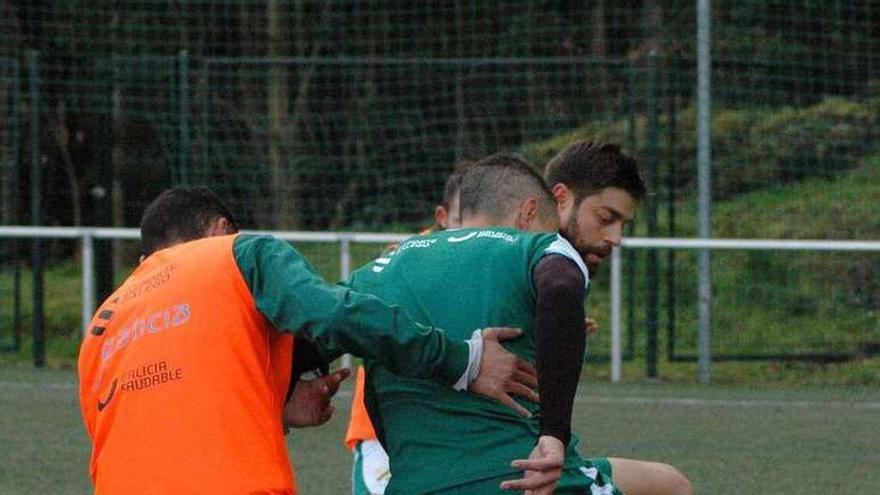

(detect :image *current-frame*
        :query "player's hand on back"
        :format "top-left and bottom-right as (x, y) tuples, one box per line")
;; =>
(282, 367), (351, 430)
(470, 327), (539, 418)
(500, 435), (565, 494)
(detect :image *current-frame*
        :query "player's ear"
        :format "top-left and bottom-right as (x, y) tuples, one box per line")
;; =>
(516, 198), (539, 231)
(551, 183), (574, 218)
(206, 216), (236, 238)
(434, 205), (449, 229)
(551, 183), (572, 208)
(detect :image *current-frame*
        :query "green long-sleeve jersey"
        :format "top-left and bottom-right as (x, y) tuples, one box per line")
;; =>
(233, 234), (470, 385)
(349, 227), (590, 494)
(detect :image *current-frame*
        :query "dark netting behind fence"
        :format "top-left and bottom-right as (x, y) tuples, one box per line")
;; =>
(1, 1), (879, 364)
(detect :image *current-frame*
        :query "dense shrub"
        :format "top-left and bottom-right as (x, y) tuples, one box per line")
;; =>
(524, 97), (879, 200)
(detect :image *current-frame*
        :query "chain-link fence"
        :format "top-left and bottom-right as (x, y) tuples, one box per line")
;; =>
(1, 1), (879, 367)
(0, 57), (22, 350)
(3, 1), (876, 230)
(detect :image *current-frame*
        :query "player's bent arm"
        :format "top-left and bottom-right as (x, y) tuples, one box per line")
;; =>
(233, 235), (469, 385)
(532, 254), (586, 445)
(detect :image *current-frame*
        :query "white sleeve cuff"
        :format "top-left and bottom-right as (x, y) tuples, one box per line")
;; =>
(453, 329), (484, 391)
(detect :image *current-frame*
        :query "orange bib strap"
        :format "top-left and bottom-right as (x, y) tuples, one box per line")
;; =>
(345, 366), (378, 450)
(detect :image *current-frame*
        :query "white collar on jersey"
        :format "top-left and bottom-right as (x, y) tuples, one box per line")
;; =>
(544, 234), (591, 288)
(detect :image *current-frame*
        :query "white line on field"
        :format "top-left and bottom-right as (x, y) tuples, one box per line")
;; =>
(3, 381), (879, 410)
(333, 391), (880, 409)
(575, 395), (880, 410)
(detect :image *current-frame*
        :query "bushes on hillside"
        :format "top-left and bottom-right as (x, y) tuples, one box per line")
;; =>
(524, 97), (879, 200)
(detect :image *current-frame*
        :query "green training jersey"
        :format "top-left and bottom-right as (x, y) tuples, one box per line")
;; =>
(348, 227), (590, 494)
(232, 235), (469, 383)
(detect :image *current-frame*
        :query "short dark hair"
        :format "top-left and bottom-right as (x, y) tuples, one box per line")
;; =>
(440, 159), (474, 209)
(459, 152), (556, 224)
(543, 139), (646, 203)
(139, 186), (238, 257)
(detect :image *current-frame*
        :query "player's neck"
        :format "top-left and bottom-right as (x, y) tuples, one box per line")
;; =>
(461, 215), (507, 229)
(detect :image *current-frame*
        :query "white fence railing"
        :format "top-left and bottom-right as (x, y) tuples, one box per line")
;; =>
(609, 237), (880, 383)
(0, 226), (405, 338)
(3, 227), (880, 381)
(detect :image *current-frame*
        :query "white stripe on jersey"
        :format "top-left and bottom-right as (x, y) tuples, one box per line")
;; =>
(447, 231), (478, 243)
(544, 235), (590, 288)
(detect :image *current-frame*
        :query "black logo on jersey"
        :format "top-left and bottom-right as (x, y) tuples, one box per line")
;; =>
(91, 308), (115, 336)
(97, 379), (118, 412)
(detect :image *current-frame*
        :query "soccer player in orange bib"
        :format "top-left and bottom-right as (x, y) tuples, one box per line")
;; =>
(78, 186), (538, 495)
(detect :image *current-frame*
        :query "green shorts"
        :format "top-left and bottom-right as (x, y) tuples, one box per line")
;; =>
(352, 438), (617, 495)
(423, 457), (620, 495)
(352, 440), (390, 495)
(586, 457), (614, 480)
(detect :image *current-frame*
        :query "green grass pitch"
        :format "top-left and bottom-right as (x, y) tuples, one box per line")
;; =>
(1, 367), (879, 494)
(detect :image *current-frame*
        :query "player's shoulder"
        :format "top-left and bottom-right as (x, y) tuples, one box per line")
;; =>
(390, 227), (554, 256)
(436, 226), (543, 244)
(540, 234), (590, 287)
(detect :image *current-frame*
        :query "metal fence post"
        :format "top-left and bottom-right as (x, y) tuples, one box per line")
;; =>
(12, 252), (22, 351)
(7, 57), (23, 351)
(645, 50), (660, 378)
(340, 236), (353, 369)
(94, 58), (116, 306)
(611, 246), (622, 382)
(199, 58), (211, 185)
(82, 232), (95, 336)
(340, 236), (352, 281)
(178, 50), (190, 185)
(625, 58), (638, 361)
(666, 54), (678, 362)
(27, 50), (44, 367)
(697, 0), (713, 384)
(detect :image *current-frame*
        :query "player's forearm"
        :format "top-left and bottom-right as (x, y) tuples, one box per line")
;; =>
(293, 284), (470, 383)
(533, 255), (586, 445)
(233, 235), (469, 384)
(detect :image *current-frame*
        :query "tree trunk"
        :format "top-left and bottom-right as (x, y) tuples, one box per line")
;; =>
(267, 0), (295, 229)
(0, 0), (22, 226)
(591, 0), (609, 116)
(55, 103), (83, 227)
(642, 0), (664, 55)
(454, 2), (470, 158)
